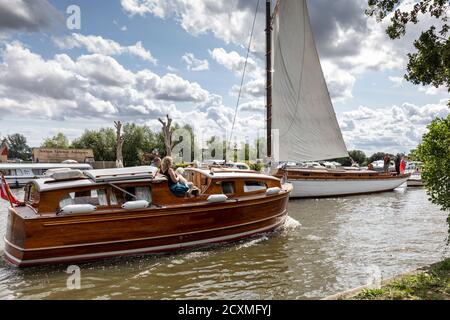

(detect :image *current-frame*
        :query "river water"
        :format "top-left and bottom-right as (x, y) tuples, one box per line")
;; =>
(0, 186), (448, 300)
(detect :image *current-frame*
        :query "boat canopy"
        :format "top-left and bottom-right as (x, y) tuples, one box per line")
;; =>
(84, 166), (158, 183)
(0, 163), (92, 170)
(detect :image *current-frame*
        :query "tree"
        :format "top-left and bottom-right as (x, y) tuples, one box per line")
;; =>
(41, 133), (70, 149)
(368, 152), (389, 164)
(333, 150), (368, 166)
(122, 123), (157, 167)
(366, 0), (450, 104)
(4, 134), (31, 161)
(114, 121), (125, 168)
(349, 150), (368, 165)
(417, 115), (450, 212)
(71, 128), (116, 161)
(158, 115), (173, 157)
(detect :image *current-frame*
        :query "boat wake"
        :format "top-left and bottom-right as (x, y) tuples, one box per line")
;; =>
(283, 216), (301, 230)
(235, 236), (270, 250)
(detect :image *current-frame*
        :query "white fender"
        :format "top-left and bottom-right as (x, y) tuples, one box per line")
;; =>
(207, 194), (228, 203)
(60, 204), (96, 215)
(122, 200), (150, 210)
(266, 187), (281, 195)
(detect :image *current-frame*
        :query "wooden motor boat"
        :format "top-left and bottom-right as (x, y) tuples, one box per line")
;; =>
(3, 166), (292, 267)
(273, 167), (410, 198)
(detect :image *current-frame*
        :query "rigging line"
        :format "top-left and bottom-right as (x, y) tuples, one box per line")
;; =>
(227, 0), (260, 150)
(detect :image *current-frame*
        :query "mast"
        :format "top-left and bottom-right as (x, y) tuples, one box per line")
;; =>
(265, 0), (272, 158)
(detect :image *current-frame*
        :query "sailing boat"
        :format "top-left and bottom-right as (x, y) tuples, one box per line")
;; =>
(266, 0), (410, 198)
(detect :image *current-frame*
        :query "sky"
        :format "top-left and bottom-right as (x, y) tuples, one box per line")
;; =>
(0, 0), (448, 156)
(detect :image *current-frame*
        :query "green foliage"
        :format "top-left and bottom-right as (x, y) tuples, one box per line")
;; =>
(417, 115), (450, 211)
(122, 123), (157, 167)
(349, 150), (368, 165)
(408, 148), (422, 161)
(334, 150), (368, 166)
(71, 128), (116, 161)
(248, 162), (263, 172)
(352, 258), (450, 300)
(3, 133), (31, 161)
(366, 0), (450, 103)
(41, 132), (70, 149)
(368, 152), (389, 163)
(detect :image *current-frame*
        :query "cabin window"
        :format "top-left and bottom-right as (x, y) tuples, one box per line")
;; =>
(110, 186), (152, 205)
(26, 184), (40, 204)
(59, 189), (109, 208)
(221, 182), (235, 194)
(136, 187), (152, 202)
(244, 181), (267, 193)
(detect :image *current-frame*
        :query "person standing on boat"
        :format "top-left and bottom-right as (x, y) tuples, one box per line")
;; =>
(150, 157), (161, 172)
(161, 157), (195, 197)
(395, 154), (401, 175)
(383, 154), (391, 173)
(400, 156), (406, 174)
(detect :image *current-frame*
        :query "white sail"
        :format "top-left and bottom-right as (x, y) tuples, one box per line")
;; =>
(272, 0), (348, 162)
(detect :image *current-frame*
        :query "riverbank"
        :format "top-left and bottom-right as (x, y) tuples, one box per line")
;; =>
(326, 259), (450, 300)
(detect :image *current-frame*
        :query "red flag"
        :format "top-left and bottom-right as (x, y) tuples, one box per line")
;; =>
(1, 175), (20, 205)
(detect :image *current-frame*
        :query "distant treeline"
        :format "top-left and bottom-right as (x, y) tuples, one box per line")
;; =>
(2, 124), (417, 167)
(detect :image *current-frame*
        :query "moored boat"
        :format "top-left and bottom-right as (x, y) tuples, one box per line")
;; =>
(273, 167), (409, 198)
(263, 0), (410, 197)
(407, 174), (423, 187)
(406, 162), (424, 187)
(0, 163), (93, 188)
(3, 166), (292, 267)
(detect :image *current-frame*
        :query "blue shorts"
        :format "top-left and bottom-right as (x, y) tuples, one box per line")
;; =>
(169, 183), (189, 197)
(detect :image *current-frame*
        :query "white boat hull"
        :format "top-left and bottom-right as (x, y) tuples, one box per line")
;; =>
(407, 177), (423, 187)
(289, 176), (409, 198)
(5, 176), (37, 188)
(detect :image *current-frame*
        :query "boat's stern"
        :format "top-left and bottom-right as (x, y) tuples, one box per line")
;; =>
(3, 206), (28, 267)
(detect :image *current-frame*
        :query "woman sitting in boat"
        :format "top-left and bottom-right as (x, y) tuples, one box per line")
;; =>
(161, 156), (198, 197)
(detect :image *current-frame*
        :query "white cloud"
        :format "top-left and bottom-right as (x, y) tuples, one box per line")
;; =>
(321, 61), (356, 102)
(0, 41), (264, 145)
(389, 76), (404, 88)
(0, 42), (208, 120)
(120, 0), (266, 53)
(53, 33), (158, 64)
(339, 99), (450, 154)
(182, 52), (209, 71)
(119, 0), (418, 102)
(418, 85), (448, 96)
(209, 47), (261, 79)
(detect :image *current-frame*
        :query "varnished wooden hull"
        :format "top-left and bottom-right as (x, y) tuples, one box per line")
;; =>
(4, 193), (290, 267)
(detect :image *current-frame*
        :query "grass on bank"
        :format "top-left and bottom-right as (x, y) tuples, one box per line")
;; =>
(351, 259), (450, 300)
